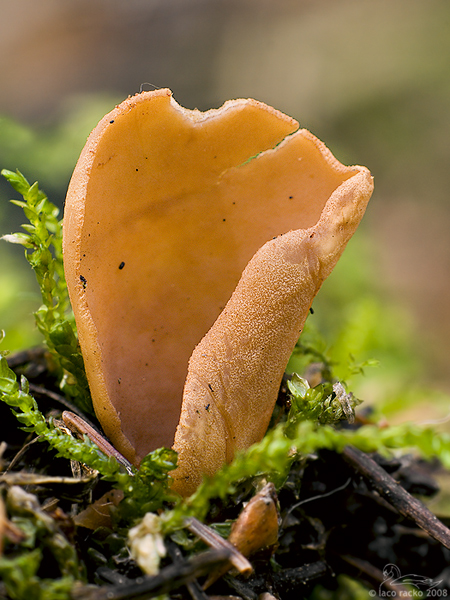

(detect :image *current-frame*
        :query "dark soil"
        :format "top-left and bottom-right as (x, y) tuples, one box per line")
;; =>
(2, 348), (450, 599)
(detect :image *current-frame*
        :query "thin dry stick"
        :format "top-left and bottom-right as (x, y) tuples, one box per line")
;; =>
(5, 436), (42, 473)
(340, 554), (409, 593)
(343, 445), (450, 549)
(281, 476), (351, 528)
(28, 383), (88, 418)
(271, 561), (328, 590)
(167, 541), (209, 600)
(185, 516), (253, 576)
(0, 472), (97, 486)
(71, 549), (231, 600)
(62, 411), (134, 475)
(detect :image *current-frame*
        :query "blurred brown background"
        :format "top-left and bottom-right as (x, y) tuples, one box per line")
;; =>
(1, 0), (449, 413)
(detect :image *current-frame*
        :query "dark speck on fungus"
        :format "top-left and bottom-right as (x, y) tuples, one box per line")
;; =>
(119, 262), (125, 270)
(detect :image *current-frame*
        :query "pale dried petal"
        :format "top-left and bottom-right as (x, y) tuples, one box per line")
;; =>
(128, 512), (166, 576)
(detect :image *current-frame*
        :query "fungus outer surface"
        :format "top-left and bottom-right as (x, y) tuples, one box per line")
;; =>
(63, 89), (373, 492)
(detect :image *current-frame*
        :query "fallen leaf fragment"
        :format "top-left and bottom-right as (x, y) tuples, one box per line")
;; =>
(74, 489), (124, 530)
(128, 512), (166, 576)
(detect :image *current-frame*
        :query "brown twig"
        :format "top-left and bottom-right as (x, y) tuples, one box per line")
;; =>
(70, 549), (231, 600)
(167, 540), (210, 600)
(0, 471), (97, 487)
(184, 517), (253, 577)
(270, 561), (328, 592)
(223, 575), (258, 600)
(342, 445), (450, 549)
(6, 347), (47, 371)
(5, 436), (42, 473)
(224, 561), (328, 599)
(339, 554), (409, 593)
(28, 383), (88, 419)
(62, 411), (134, 475)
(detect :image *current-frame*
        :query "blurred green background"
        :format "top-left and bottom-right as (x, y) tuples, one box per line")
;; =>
(1, 0), (449, 423)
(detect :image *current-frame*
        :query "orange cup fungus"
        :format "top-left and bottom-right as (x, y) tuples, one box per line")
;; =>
(63, 89), (373, 496)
